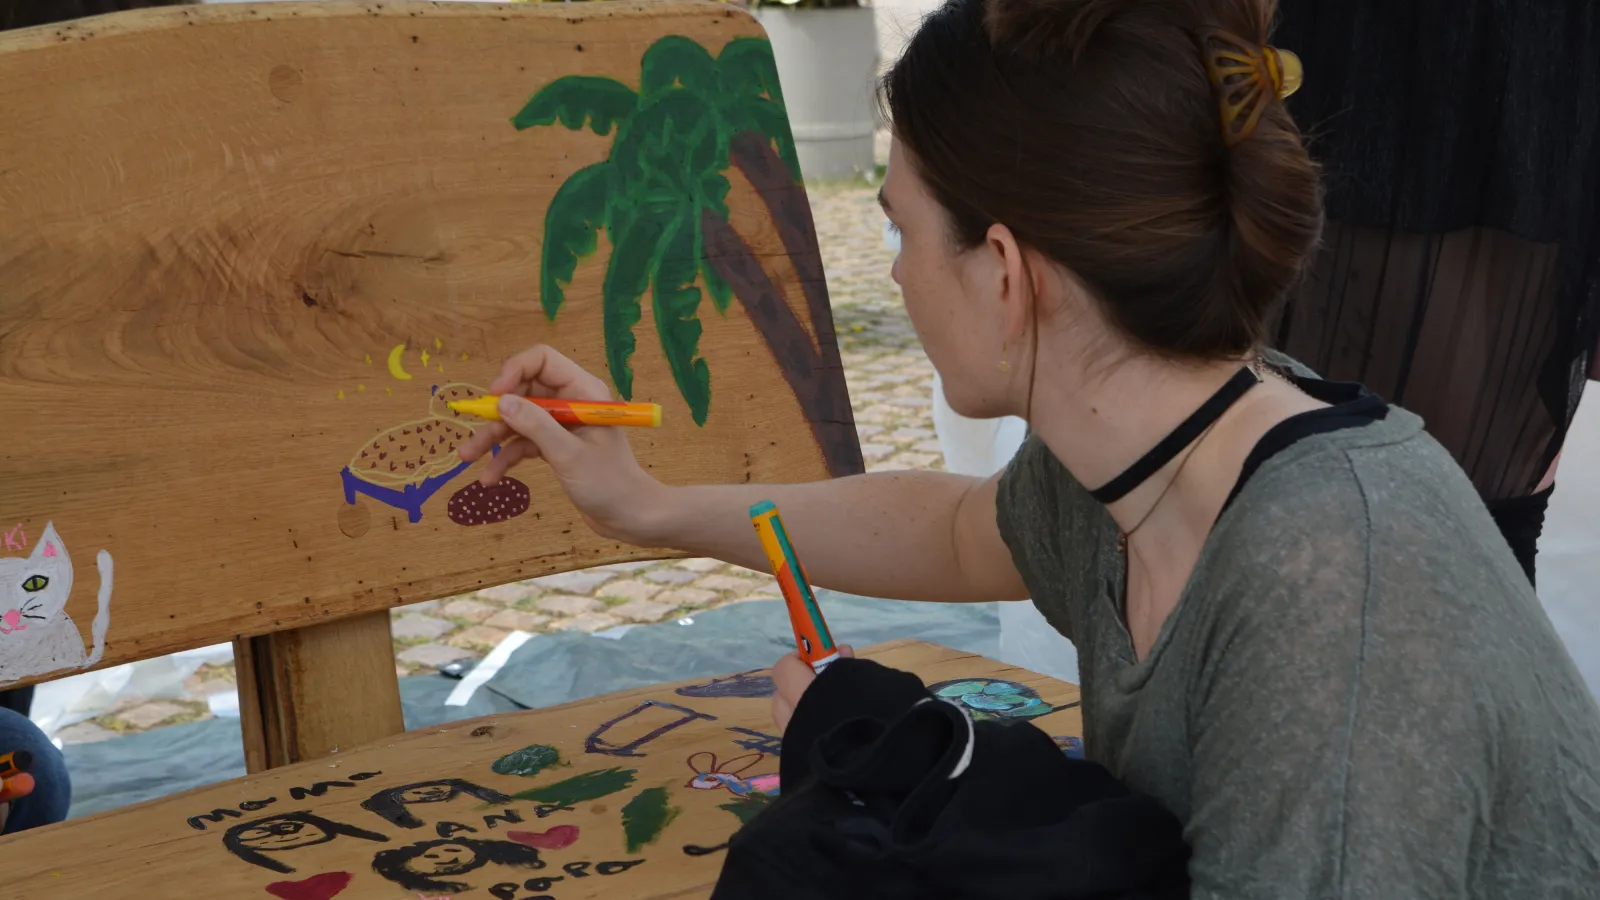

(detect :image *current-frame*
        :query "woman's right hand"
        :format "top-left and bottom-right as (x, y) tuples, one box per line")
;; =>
(457, 345), (666, 545)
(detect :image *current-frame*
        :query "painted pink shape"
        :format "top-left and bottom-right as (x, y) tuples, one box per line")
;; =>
(1, 609), (24, 633)
(41, 542), (56, 558)
(2, 524), (23, 551)
(745, 774), (780, 794)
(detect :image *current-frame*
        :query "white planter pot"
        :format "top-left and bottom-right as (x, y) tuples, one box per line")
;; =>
(754, 7), (880, 181)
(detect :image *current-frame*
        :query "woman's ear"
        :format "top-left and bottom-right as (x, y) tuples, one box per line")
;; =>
(984, 223), (1038, 348)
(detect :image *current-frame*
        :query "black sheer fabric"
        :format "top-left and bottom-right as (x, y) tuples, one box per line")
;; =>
(1269, 2), (1600, 552)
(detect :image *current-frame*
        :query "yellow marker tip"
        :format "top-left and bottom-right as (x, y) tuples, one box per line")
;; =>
(447, 396), (502, 421)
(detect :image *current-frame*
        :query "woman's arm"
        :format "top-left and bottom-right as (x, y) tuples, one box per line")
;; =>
(459, 346), (1029, 604)
(635, 470), (1027, 603)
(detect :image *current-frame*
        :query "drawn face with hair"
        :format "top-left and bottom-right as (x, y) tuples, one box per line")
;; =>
(362, 779), (513, 830)
(233, 818), (333, 852)
(371, 838), (546, 894)
(405, 841), (477, 876)
(223, 812), (390, 874)
(398, 783), (456, 803)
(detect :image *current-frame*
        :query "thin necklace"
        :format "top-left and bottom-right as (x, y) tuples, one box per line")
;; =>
(1116, 415), (1226, 554)
(1117, 359), (1308, 553)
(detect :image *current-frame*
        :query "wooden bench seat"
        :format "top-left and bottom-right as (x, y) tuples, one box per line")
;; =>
(2, 640), (1083, 899)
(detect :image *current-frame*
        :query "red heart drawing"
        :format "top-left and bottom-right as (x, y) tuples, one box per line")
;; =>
(507, 825), (580, 850)
(265, 872), (353, 900)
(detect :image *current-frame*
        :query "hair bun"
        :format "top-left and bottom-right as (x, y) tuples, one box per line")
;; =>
(984, 0), (1128, 60)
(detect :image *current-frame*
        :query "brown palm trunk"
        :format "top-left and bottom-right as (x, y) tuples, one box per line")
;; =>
(702, 133), (863, 477)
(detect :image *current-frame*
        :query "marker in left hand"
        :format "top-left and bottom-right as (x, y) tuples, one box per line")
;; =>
(0, 772), (35, 803)
(750, 500), (839, 673)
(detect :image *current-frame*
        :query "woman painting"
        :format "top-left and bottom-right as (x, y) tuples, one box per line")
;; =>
(461, 0), (1600, 892)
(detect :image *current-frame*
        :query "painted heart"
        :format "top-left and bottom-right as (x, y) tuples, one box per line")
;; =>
(265, 872), (353, 900)
(507, 825), (580, 850)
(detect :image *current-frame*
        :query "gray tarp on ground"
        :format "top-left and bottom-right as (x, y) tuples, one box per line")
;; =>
(64, 593), (1001, 818)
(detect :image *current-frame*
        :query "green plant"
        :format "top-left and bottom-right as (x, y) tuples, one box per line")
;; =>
(512, 36), (859, 476)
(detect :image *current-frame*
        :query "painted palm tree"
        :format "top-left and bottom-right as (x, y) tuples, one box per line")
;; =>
(512, 35), (861, 477)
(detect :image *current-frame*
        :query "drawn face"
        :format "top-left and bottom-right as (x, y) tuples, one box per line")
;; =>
(233, 818), (333, 852)
(397, 783), (456, 803)
(405, 842), (478, 875)
(0, 523), (73, 636)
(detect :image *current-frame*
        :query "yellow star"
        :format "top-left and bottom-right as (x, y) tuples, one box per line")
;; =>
(420, 349), (431, 367)
(337, 389), (345, 400)
(357, 384), (366, 392)
(460, 352), (469, 361)
(365, 354), (372, 365)
(435, 338), (443, 351)
(386, 387), (393, 395)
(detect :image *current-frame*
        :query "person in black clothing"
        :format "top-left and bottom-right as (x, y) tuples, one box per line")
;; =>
(1269, 0), (1600, 585)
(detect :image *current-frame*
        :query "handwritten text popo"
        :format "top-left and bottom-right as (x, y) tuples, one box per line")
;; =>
(488, 859), (646, 900)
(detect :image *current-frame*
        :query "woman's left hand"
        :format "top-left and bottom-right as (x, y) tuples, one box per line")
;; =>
(771, 645), (854, 732)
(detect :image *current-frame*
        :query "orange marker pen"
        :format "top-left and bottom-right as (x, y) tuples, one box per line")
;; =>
(750, 500), (838, 673)
(447, 396), (661, 428)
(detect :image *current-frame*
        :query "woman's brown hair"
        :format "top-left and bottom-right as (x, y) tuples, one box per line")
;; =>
(883, 0), (1323, 360)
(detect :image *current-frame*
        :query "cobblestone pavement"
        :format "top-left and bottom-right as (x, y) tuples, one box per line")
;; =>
(57, 174), (943, 745)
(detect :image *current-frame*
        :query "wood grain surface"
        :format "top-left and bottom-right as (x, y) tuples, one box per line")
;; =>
(0, 640), (1084, 900)
(0, 1), (858, 690)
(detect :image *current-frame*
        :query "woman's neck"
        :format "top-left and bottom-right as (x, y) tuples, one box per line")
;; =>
(1026, 354), (1248, 530)
(1026, 353), (1327, 634)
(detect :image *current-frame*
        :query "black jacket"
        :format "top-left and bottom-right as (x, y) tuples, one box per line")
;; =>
(712, 658), (1190, 900)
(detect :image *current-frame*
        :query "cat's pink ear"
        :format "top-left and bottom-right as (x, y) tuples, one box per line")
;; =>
(31, 522), (64, 563)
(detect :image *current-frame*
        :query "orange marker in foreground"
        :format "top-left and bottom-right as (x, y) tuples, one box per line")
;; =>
(0, 772), (35, 803)
(751, 500), (839, 673)
(447, 396), (662, 428)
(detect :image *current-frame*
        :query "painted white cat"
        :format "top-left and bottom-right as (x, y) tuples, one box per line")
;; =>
(0, 522), (113, 685)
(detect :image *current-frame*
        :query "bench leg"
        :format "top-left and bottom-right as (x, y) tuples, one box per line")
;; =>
(234, 610), (405, 773)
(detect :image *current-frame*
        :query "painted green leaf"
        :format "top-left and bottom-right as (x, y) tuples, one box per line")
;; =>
(541, 162), (613, 320)
(747, 102), (803, 183)
(716, 40), (799, 181)
(601, 207), (665, 400)
(719, 794), (773, 826)
(695, 172), (734, 313)
(491, 743), (565, 777)
(508, 767), (637, 805)
(640, 36), (718, 99)
(512, 75), (639, 135)
(717, 37), (787, 110)
(611, 92), (724, 202)
(621, 786), (681, 853)
(653, 212), (712, 425)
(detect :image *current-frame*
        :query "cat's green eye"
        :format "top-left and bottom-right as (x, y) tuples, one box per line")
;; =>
(21, 575), (48, 593)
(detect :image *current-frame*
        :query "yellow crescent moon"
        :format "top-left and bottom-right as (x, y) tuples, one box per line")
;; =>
(387, 344), (413, 381)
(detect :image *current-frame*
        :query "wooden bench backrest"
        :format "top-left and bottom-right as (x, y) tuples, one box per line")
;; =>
(0, 0), (860, 695)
